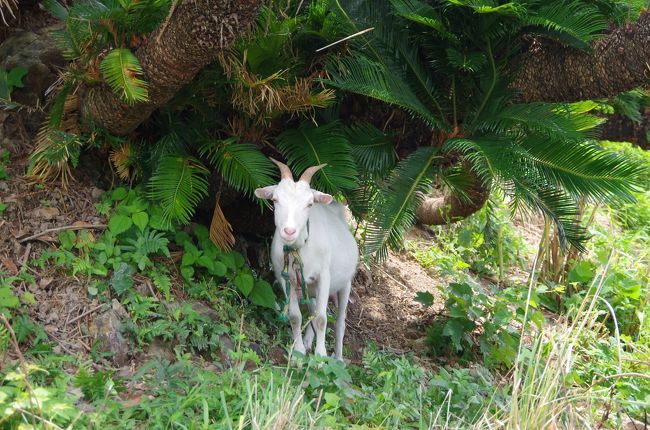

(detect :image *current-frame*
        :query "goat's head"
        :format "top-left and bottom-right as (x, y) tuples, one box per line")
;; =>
(254, 158), (333, 245)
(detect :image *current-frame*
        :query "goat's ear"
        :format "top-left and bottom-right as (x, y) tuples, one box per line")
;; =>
(254, 185), (276, 200)
(312, 190), (333, 205)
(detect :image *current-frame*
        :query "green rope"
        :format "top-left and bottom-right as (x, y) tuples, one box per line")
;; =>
(277, 221), (313, 322)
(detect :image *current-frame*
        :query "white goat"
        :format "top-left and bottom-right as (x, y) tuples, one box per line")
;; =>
(254, 158), (358, 359)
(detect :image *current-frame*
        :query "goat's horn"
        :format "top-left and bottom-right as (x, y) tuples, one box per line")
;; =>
(299, 163), (327, 185)
(270, 157), (293, 181)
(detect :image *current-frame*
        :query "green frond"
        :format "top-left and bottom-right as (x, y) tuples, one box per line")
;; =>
(99, 48), (149, 104)
(511, 185), (588, 250)
(446, 48), (487, 73)
(524, 1), (607, 49)
(474, 102), (604, 141)
(41, 0), (68, 20)
(345, 122), (397, 175)
(447, 0), (525, 16)
(364, 147), (440, 260)
(389, 0), (454, 40)
(520, 136), (646, 202)
(325, 55), (446, 129)
(276, 121), (358, 195)
(199, 137), (276, 197)
(148, 156), (209, 226)
(610, 89), (650, 123)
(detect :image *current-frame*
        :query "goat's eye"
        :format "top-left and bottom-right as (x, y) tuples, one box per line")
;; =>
(307, 203), (313, 208)
(272, 198), (278, 204)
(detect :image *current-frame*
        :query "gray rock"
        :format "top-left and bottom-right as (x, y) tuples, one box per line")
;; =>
(0, 27), (65, 106)
(90, 307), (130, 366)
(146, 339), (176, 362)
(33, 206), (59, 220)
(90, 187), (105, 201)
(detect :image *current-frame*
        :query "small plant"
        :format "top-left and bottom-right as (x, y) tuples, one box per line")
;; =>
(417, 281), (542, 369)
(0, 66), (26, 102)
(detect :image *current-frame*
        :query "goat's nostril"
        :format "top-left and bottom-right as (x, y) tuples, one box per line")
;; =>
(283, 227), (296, 236)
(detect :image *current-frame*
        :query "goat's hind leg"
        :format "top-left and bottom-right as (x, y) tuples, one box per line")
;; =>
(334, 282), (351, 361)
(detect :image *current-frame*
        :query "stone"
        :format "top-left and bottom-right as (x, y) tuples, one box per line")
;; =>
(33, 206), (59, 220)
(0, 27), (65, 106)
(90, 307), (130, 366)
(90, 187), (105, 201)
(145, 339), (175, 362)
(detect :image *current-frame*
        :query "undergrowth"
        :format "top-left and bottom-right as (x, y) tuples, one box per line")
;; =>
(1, 142), (649, 428)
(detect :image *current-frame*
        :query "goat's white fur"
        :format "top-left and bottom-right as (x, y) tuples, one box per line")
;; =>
(255, 164), (358, 359)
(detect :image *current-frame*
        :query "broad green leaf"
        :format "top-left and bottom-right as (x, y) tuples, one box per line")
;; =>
(248, 280), (276, 308)
(234, 273), (255, 296)
(108, 214), (133, 235)
(132, 211), (149, 232)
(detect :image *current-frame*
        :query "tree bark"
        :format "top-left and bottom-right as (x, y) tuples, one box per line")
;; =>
(513, 11), (650, 103)
(416, 174), (490, 226)
(80, 0), (262, 135)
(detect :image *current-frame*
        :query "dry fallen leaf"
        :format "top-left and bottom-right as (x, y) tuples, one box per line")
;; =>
(2, 258), (18, 275)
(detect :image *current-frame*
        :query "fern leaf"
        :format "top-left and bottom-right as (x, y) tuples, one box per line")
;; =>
(148, 156), (209, 226)
(364, 147), (440, 260)
(276, 122), (358, 194)
(151, 270), (172, 302)
(100, 48), (149, 104)
(199, 137), (276, 197)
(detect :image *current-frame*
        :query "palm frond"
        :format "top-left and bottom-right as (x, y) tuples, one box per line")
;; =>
(148, 156), (209, 226)
(447, 0), (525, 16)
(110, 143), (136, 181)
(276, 121), (358, 194)
(520, 136), (646, 202)
(364, 147), (440, 260)
(28, 129), (82, 187)
(389, 0), (454, 39)
(99, 48), (149, 104)
(524, 1), (607, 49)
(199, 137), (276, 197)
(345, 122), (397, 175)
(474, 102), (604, 141)
(324, 55), (446, 129)
(41, 0), (68, 20)
(209, 200), (235, 251)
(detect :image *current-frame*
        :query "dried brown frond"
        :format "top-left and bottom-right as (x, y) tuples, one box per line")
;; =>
(226, 116), (270, 146)
(209, 200), (235, 250)
(110, 143), (135, 181)
(223, 51), (335, 125)
(28, 93), (81, 188)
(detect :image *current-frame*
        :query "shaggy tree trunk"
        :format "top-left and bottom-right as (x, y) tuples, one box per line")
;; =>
(80, 0), (262, 135)
(513, 11), (650, 103)
(416, 174), (490, 226)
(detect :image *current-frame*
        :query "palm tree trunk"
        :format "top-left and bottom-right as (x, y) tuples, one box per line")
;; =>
(513, 12), (650, 103)
(80, 0), (262, 135)
(416, 174), (489, 226)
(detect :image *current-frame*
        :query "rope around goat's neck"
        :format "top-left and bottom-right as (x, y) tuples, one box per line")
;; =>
(278, 221), (312, 322)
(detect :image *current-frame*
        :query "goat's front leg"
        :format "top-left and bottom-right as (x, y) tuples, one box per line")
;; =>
(287, 283), (306, 355)
(313, 271), (330, 357)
